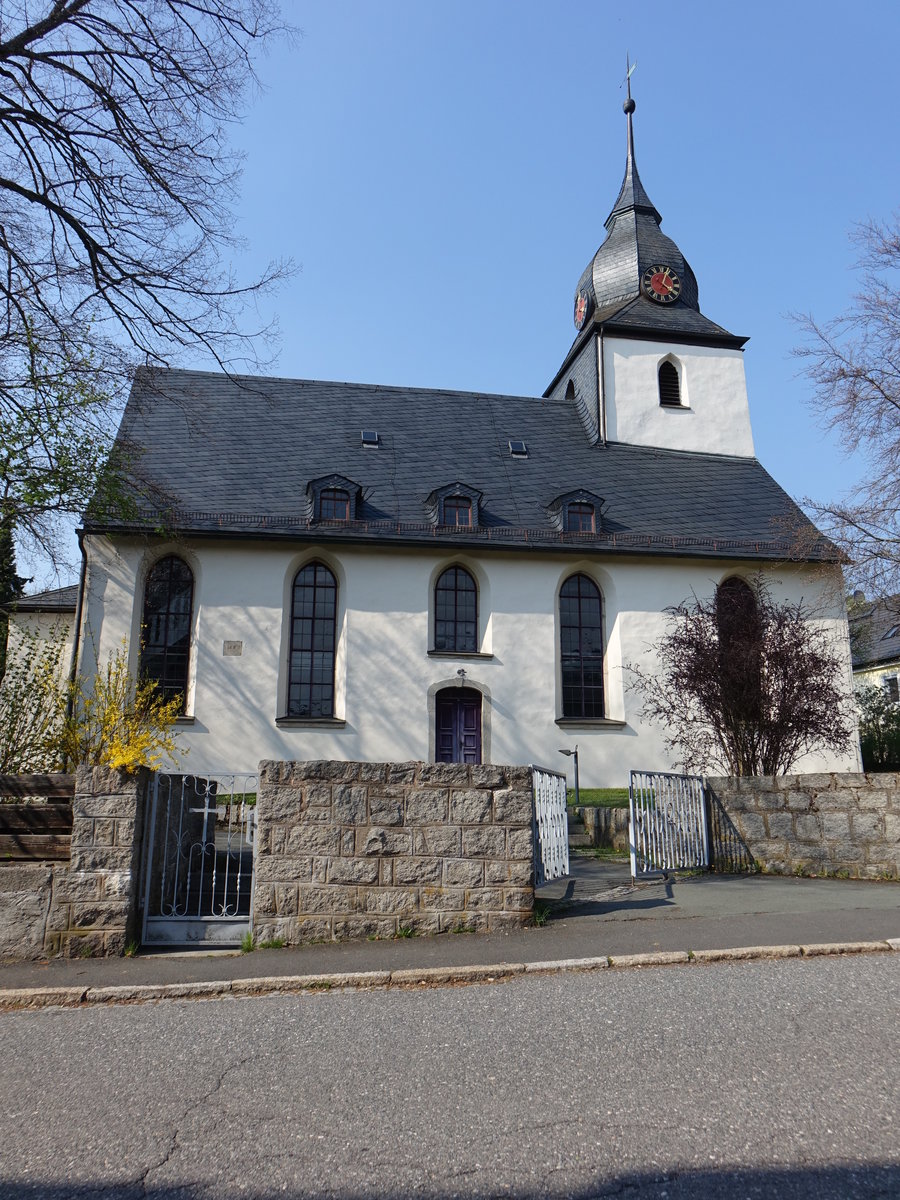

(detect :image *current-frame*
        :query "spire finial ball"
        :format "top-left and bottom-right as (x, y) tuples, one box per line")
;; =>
(623, 97), (636, 115)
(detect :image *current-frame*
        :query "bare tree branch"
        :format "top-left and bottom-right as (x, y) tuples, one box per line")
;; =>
(795, 213), (900, 598)
(0, 1), (296, 567)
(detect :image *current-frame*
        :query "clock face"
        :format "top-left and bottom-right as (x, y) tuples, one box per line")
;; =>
(641, 264), (682, 304)
(573, 290), (591, 331)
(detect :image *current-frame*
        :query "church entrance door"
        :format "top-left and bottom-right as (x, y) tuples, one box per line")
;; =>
(435, 688), (482, 764)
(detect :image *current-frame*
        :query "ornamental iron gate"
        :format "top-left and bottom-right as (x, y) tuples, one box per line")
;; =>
(532, 765), (570, 886)
(141, 772), (257, 946)
(629, 770), (709, 882)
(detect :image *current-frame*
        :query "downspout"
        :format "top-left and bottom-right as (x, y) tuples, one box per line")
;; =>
(598, 330), (608, 445)
(66, 530), (88, 724)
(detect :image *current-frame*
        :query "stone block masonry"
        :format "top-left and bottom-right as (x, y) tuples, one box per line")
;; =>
(707, 773), (900, 880)
(252, 761), (535, 944)
(44, 766), (151, 957)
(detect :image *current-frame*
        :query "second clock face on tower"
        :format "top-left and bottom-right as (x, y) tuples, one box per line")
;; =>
(641, 264), (682, 304)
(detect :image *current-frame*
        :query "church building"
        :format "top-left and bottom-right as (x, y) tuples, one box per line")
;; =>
(74, 97), (858, 782)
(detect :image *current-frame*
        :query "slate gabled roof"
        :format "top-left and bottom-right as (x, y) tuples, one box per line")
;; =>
(11, 584), (79, 612)
(849, 597), (900, 670)
(87, 367), (836, 564)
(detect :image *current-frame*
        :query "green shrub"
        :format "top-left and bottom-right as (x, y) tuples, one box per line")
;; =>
(857, 685), (900, 771)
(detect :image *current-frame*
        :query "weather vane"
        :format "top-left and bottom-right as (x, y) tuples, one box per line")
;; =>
(622, 53), (637, 101)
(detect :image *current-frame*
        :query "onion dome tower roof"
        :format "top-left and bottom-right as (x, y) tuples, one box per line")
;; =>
(568, 88), (745, 349)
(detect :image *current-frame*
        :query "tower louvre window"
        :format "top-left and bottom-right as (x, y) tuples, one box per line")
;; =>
(658, 361), (682, 407)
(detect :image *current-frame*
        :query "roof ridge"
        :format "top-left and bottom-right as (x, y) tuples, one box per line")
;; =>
(134, 365), (557, 408)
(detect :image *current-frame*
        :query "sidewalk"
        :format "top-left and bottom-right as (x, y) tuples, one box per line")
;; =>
(1, 856), (898, 1004)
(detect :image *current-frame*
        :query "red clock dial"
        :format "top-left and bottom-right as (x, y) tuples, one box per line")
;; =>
(574, 290), (591, 330)
(641, 264), (682, 304)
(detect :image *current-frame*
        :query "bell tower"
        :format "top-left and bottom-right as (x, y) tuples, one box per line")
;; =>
(544, 83), (755, 459)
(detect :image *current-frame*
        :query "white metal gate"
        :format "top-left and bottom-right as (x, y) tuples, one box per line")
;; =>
(532, 765), (570, 886)
(629, 770), (709, 881)
(141, 772), (258, 946)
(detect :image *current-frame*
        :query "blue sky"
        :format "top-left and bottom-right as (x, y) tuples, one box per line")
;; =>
(34, 0), (900, 586)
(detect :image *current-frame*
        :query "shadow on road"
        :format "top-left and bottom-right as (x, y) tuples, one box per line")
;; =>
(1, 1161), (897, 1198)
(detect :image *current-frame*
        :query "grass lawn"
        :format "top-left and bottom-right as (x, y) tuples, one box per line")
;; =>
(567, 787), (629, 809)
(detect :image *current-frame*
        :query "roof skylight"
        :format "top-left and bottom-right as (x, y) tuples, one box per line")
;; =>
(508, 439), (528, 458)
(361, 430), (379, 448)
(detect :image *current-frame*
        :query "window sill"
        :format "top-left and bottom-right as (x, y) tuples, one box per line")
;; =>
(555, 717), (627, 729)
(275, 716), (347, 728)
(174, 716), (196, 725)
(427, 650), (494, 659)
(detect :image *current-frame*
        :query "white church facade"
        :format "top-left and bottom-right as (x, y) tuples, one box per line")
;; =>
(71, 97), (859, 782)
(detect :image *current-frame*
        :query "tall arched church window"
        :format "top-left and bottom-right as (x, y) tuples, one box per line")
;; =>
(434, 567), (478, 653)
(560, 574), (604, 718)
(288, 562), (338, 717)
(658, 360), (681, 407)
(715, 577), (762, 722)
(140, 556), (194, 713)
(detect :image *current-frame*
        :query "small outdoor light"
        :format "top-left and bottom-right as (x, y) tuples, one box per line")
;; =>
(558, 744), (579, 808)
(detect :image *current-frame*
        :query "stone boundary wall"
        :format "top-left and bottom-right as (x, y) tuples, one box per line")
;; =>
(253, 760), (535, 944)
(707, 773), (900, 880)
(0, 767), (150, 960)
(575, 805), (630, 851)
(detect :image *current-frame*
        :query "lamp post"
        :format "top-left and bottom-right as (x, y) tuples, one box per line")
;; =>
(558, 744), (579, 808)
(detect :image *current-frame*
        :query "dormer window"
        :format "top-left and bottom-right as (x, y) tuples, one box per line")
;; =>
(443, 495), (472, 527)
(658, 360), (682, 407)
(320, 488), (350, 521)
(566, 502), (595, 533)
(426, 481), (483, 529)
(547, 489), (605, 534)
(308, 473), (361, 522)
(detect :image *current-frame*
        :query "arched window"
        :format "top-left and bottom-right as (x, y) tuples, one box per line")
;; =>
(716, 577), (761, 721)
(288, 562), (338, 717)
(434, 567), (477, 653)
(140, 556), (194, 713)
(319, 488), (350, 521)
(560, 574), (604, 718)
(658, 360), (681, 407)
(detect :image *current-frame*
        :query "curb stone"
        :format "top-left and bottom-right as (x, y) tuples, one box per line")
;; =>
(608, 950), (691, 968)
(389, 963), (525, 986)
(800, 940), (892, 957)
(1, 939), (897, 1011)
(691, 945), (801, 963)
(523, 956), (608, 974)
(231, 971), (391, 995)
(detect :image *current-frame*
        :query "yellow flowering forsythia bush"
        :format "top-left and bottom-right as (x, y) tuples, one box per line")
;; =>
(59, 643), (183, 773)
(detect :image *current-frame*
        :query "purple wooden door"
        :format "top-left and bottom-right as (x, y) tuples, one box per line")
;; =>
(436, 688), (482, 764)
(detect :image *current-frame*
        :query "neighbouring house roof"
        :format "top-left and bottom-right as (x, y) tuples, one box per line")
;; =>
(84, 367), (837, 564)
(10, 584), (79, 613)
(849, 597), (900, 671)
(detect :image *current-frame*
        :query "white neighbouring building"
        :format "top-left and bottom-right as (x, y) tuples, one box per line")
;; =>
(70, 97), (859, 781)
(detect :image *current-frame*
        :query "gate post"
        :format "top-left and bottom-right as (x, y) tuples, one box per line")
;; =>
(51, 765), (151, 957)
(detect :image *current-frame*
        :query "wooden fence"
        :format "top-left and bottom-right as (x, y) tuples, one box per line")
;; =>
(0, 774), (75, 861)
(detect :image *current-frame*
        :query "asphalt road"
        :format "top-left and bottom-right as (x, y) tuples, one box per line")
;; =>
(1, 954), (898, 1198)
